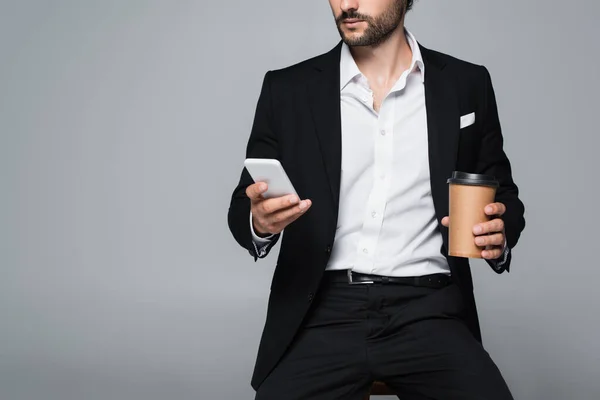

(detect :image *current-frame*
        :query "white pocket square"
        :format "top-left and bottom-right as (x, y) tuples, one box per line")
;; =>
(460, 112), (476, 129)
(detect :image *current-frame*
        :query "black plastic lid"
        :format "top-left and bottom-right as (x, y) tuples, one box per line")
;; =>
(447, 171), (499, 188)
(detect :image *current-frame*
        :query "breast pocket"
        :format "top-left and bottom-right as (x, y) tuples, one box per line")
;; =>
(458, 109), (481, 144)
(459, 122), (480, 139)
(457, 123), (482, 170)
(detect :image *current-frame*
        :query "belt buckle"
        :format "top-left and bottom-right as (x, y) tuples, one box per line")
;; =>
(347, 269), (373, 285)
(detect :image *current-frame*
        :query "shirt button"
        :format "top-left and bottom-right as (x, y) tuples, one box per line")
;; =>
(371, 211), (377, 218)
(363, 248), (369, 254)
(380, 129), (386, 136)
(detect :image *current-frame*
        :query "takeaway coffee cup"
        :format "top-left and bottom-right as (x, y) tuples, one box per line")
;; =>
(447, 171), (499, 258)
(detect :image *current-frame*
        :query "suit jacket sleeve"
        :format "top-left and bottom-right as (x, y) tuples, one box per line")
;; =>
(476, 66), (526, 273)
(227, 71), (281, 262)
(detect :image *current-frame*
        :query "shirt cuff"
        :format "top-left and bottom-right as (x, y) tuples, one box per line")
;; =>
(250, 211), (275, 257)
(490, 241), (510, 271)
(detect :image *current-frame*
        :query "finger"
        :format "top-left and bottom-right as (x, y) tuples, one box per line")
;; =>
(485, 202), (506, 216)
(261, 194), (300, 214)
(268, 200), (312, 230)
(246, 182), (268, 201)
(473, 218), (505, 235)
(441, 216), (449, 227)
(281, 199), (312, 219)
(474, 233), (505, 247)
(482, 247), (503, 260)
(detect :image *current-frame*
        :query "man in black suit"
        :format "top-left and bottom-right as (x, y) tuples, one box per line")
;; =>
(228, 0), (525, 398)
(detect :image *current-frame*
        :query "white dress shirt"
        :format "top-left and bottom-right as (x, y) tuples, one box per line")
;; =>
(250, 29), (508, 275)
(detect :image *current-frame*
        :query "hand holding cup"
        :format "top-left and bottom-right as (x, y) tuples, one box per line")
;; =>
(441, 201), (506, 260)
(443, 172), (504, 259)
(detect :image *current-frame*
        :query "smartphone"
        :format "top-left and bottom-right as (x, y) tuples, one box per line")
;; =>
(244, 158), (298, 199)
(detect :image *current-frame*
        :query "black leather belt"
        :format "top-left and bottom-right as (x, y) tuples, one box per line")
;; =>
(323, 270), (452, 289)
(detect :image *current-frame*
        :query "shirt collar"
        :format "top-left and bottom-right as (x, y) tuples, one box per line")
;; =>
(340, 28), (425, 91)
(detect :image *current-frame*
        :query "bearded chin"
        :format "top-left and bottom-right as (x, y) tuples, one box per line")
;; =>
(342, 25), (395, 47)
(336, 1), (405, 47)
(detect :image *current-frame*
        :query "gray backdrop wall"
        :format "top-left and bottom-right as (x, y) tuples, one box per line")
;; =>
(1, 0), (599, 399)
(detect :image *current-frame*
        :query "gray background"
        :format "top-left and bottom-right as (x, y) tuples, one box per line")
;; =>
(1, 0), (598, 399)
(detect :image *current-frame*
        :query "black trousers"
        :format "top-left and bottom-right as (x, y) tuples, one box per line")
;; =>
(255, 277), (513, 400)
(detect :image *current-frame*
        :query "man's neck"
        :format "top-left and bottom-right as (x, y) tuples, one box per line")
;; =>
(349, 24), (413, 91)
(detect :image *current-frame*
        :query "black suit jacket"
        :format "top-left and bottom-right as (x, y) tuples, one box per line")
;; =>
(228, 42), (526, 390)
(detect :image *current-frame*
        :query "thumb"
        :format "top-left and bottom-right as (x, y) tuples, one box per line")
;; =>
(246, 182), (268, 201)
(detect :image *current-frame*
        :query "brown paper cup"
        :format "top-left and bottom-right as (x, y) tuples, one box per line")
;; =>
(447, 172), (499, 258)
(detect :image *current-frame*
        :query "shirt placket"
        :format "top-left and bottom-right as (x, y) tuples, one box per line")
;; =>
(354, 94), (394, 274)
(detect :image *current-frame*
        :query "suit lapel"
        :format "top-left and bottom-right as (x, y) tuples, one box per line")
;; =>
(308, 42), (343, 214)
(421, 44), (460, 251)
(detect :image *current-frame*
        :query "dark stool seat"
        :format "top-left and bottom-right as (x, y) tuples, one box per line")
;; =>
(364, 381), (395, 398)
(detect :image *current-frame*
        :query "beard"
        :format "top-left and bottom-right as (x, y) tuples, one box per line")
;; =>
(335, 0), (406, 47)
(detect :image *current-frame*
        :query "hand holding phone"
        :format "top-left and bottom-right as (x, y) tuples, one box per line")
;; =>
(244, 159), (312, 236)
